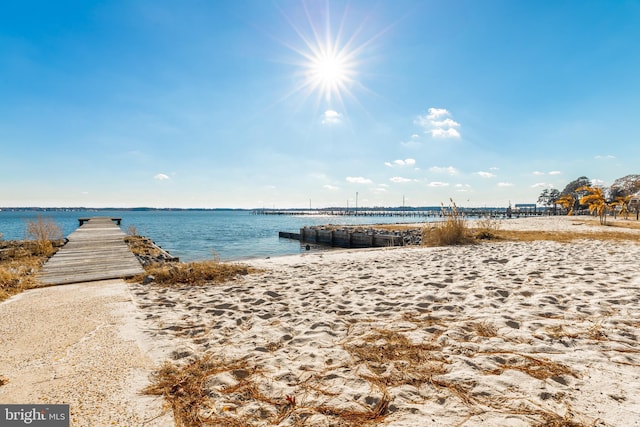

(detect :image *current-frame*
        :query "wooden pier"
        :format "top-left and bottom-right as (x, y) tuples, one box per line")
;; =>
(38, 217), (144, 286)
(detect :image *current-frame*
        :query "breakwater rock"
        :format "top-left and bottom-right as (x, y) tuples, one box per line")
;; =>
(298, 226), (424, 248)
(0, 239), (66, 261)
(124, 236), (179, 266)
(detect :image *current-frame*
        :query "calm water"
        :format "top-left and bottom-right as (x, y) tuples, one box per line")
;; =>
(0, 210), (435, 262)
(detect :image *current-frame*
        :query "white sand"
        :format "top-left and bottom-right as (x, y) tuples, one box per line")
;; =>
(129, 216), (640, 426)
(2, 216), (639, 426)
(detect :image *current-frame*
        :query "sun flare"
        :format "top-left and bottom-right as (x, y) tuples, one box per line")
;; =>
(306, 46), (355, 102)
(279, 1), (385, 117)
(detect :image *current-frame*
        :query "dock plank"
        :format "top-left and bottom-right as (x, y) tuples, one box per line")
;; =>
(38, 217), (145, 286)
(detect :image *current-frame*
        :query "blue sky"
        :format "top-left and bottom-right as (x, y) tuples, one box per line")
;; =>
(2, 0), (639, 209)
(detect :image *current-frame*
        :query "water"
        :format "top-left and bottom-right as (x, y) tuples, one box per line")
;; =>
(0, 209), (436, 262)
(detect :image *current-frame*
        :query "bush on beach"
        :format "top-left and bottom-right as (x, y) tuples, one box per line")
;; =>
(422, 199), (475, 246)
(0, 217), (64, 301)
(25, 215), (63, 256)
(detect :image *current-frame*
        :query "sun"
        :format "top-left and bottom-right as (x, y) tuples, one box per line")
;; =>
(305, 43), (355, 103)
(278, 1), (377, 111)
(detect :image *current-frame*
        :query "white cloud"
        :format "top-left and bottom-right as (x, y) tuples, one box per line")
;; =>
(323, 184), (340, 191)
(321, 110), (342, 125)
(386, 158), (416, 167)
(346, 176), (373, 184)
(455, 184), (471, 192)
(429, 166), (458, 175)
(594, 154), (615, 159)
(373, 186), (388, 193)
(430, 128), (461, 139)
(476, 171), (496, 178)
(428, 181), (450, 187)
(592, 178), (605, 186)
(415, 107), (461, 139)
(154, 173), (170, 181)
(489, 166), (499, 171)
(531, 182), (549, 188)
(390, 177), (413, 183)
(427, 108), (450, 120)
(431, 118), (460, 128)
(548, 171), (562, 175)
(532, 171), (545, 176)
(497, 182), (514, 187)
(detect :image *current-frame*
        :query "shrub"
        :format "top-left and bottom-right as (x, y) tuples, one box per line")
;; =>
(473, 215), (501, 240)
(422, 199), (473, 246)
(25, 215), (63, 256)
(126, 225), (139, 236)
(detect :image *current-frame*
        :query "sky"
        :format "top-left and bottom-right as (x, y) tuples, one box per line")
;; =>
(1, 0), (640, 209)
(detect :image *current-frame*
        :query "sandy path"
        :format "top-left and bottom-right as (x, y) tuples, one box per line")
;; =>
(0, 279), (173, 426)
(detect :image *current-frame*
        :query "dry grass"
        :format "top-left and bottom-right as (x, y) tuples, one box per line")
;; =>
(533, 412), (589, 427)
(145, 353), (391, 427)
(422, 200), (474, 246)
(578, 217), (640, 230)
(483, 352), (578, 381)
(489, 229), (639, 243)
(126, 224), (139, 236)
(471, 321), (499, 337)
(144, 355), (256, 427)
(473, 216), (502, 240)
(344, 329), (448, 388)
(145, 311), (602, 426)
(25, 215), (63, 256)
(133, 260), (258, 286)
(0, 219), (64, 300)
(0, 254), (48, 302)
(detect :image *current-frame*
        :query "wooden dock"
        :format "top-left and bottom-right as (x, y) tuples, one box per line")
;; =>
(38, 217), (144, 286)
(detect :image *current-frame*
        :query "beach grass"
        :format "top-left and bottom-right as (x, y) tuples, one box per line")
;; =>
(132, 259), (259, 286)
(0, 255), (46, 301)
(376, 219), (640, 244)
(421, 200), (475, 246)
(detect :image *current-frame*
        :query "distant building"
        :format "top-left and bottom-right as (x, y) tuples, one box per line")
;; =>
(514, 203), (537, 212)
(629, 193), (640, 212)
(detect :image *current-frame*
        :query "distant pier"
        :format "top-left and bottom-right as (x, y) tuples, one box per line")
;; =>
(257, 207), (551, 218)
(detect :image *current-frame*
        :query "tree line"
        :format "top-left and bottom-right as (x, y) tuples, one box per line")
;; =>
(537, 175), (640, 224)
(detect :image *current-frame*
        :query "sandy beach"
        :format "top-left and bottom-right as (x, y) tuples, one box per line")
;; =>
(2, 216), (640, 426)
(135, 216), (640, 426)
